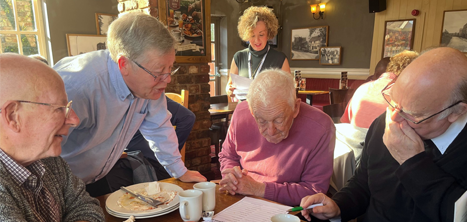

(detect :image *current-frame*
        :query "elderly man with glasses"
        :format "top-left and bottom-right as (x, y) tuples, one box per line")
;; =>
(53, 12), (206, 197)
(300, 47), (467, 222)
(0, 54), (104, 221)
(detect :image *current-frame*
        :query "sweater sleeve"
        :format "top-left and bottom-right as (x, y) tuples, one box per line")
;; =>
(263, 123), (336, 206)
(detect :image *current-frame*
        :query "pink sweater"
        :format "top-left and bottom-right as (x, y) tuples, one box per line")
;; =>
(219, 102), (335, 206)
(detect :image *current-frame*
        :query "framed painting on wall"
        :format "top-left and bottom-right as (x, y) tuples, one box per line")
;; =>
(382, 19), (415, 57)
(290, 26), (329, 60)
(95, 13), (118, 35)
(319, 46), (342, 65)
(66, 34), (107, 56)
(164, 0), (211, 63)
(440, 10), (467, 53)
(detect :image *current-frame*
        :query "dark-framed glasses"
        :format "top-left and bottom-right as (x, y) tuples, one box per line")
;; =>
(0, 100), (73, 118)
(132, 60), (180, 82)
(381, 82), (462, 124)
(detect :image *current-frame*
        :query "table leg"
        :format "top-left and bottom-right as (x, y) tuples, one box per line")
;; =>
(306, 94), (313, 105)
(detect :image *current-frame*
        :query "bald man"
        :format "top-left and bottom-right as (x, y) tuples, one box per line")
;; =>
(300, 47), (467, 222)
(0, 54), (104, 221)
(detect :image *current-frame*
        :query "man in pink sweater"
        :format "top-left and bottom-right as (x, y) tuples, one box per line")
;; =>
(218, 69), (335, 206)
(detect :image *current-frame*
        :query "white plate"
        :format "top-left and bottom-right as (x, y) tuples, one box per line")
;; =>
(106, 182), (184, 216)
(106, 203), (177, 216)
(106, 205), (179, 219)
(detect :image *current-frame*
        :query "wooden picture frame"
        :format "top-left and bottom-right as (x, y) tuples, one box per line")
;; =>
(95, 13), (118, 36)
(66, 34), (107, 56)
(440, 9), (467, 53)
(319, 46), (342, 65)
(163, 0), (211, 63)
(382, 19), (415, 57)
(290, 26), (329, 60)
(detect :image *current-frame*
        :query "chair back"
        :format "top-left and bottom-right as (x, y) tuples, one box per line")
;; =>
(210, 95), (228, 104)
(166, 90), (189, 108)
(165, 89), (189, 162)
(323, 103), (346, 123)
(329, 88), (355, 105)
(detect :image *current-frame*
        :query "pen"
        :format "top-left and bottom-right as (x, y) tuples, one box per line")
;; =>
(287, 203), (324, 212)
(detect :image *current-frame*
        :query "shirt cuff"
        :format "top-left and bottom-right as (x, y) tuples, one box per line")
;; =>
(165, 160), (188, 178)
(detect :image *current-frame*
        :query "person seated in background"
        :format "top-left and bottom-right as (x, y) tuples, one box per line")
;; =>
(53, 12), (206, 197)
(341, 51), (419, 129)
(219, 69), (335, 206)
(0, 54), (104, 221)
(365, 57), (390, 82)
(300, 47), (467, 222)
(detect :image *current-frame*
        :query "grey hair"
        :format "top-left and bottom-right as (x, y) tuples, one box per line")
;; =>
(438, 75), (467, 119)
(107, 12), (175, 63)
(247, 68), (296, 110)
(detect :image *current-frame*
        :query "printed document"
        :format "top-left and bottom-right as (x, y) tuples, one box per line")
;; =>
(454, 190), (467, 222)
(212, 197), (290, 222)
(230, 74), (253, 101)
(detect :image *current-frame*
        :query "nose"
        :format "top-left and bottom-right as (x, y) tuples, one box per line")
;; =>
(161, 74), (172, 83)
(267, 122), (276, 136)
(65, 109), (80, 127)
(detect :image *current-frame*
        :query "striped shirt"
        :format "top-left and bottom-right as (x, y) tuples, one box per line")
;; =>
(0, 149), (60, 222)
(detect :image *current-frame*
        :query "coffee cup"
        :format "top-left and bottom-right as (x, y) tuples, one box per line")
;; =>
(193, 182), (216, 211)
(178, 189), (203, 222)
(172, 29), (182, 41)
(271, 214), (300, 222)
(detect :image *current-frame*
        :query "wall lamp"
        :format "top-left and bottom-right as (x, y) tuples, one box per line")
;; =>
(311, 3), (326, 20)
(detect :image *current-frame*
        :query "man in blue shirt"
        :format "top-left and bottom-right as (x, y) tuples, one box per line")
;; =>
(54, 12), (206, 196)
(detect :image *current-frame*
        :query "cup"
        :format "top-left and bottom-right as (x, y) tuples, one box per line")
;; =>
(178, 189), (203, 222)
(193, 182), (216, 211)
(172, 29), (182, 41)
(271, 214), (300, 222)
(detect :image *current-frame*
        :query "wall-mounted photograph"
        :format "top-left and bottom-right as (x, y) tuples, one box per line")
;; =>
(290, 26), (328, 60)
(66, 34), (107, 56)
(382, 19), (415, 57)
(440, 9), (467, 53)
(319, 46), (342, 65)
(95, 13), (118, 35)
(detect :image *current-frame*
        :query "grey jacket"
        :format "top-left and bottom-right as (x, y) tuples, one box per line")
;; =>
(0, 157), (104, 222)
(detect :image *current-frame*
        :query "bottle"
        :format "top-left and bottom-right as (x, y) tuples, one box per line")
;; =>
(294, 70), (301, 89)
(340, 72), (348, 89)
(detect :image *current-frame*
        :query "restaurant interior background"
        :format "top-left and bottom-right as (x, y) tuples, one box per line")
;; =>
(4, 0), (467, 175)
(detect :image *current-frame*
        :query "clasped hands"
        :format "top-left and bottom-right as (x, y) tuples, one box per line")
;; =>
(219, 166), (265, 197)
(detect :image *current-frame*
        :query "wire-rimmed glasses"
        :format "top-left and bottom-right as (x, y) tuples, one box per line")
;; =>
(0, 100), (73, 118)
(132, 60), (180, 82)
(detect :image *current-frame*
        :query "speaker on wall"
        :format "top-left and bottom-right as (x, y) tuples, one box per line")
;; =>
(369, 0), (386, 13)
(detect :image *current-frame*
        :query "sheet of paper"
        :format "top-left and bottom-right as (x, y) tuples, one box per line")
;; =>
(454, 190), (467, 222)
(212, 197), (291, 222)
(230, 74), (253, 101)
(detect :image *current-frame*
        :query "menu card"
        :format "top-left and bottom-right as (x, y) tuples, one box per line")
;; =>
(212, 197), (291, 222)
(231, 74), (253, 101)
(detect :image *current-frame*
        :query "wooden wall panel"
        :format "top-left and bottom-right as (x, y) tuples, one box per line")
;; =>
(369, 0), (467, 72)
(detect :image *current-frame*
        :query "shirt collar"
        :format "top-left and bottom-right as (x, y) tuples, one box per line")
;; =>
(0, 148), (45, 185)
(432, 112), (467, 154)
(108, 54), (135, 101)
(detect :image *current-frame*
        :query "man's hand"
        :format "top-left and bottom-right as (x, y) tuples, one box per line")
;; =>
(300, 193), (340, 221)
(219, 167), (265, 197)
(219, 166), (245, 195)
(178, 170), (207, 182)
(383, 108), (424, 165)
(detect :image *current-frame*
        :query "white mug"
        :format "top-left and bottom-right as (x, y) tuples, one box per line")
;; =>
(193, 182), (216, 211)
(179, 189), (203, 222)
(172, 29), (182, 41)
(271, 214), (300, 222)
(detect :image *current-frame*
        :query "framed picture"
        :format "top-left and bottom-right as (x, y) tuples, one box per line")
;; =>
(382, 19), (415, 57)
(95, 13), (118, 35)
(66, 34), (107, 56)
(440, 10), (467, 53)
(290, 26), (329, 60)
(319, 46), (342, 65)
(164, 0), (211, 63)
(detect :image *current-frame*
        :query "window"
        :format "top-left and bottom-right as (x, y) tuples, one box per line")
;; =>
(209, 16), (221, 96)
(0, 0), (47, 57)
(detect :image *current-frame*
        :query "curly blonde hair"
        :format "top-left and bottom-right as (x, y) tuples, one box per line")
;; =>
(237, 6), (279, 41)
(387, 50), (419, 76)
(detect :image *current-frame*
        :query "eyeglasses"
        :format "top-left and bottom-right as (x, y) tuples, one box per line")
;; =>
(132, 60), (180, 82)
(0, 100), (73, 118)
(381, 82), (462, 124)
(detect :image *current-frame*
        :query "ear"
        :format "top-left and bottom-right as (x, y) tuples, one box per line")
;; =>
(117, 55), (131, 77)
(292, 98), (301, 118)
(1, 101), (21, 133)
(447, 102), (467, 123)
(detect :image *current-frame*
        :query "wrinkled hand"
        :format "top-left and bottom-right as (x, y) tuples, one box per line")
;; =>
(300, 193), (340, 221)
(178, 170), (207, 182)
(219, 166), (245, 195)
(383, 108), (424, 165)
(219, 167), (265, 197)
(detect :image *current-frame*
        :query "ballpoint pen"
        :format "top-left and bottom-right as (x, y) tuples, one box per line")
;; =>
(287, 203), (324, 212)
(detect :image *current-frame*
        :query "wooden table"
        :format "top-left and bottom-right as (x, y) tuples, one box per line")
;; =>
(297, 90), (329, 105)
(209, 102), (237, 118)
(97, 178), (300, 222)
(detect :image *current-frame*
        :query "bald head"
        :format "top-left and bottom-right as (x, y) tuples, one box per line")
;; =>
(0, 53), (65, 106)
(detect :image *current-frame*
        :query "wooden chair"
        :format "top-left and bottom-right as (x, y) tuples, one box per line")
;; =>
(329, 88), (356, 105)
(209, 95), (229, 162)
(323, 103), (345, 123)
(165, 90), (189, 162)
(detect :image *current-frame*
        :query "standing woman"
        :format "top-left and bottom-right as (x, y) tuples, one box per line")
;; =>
(226, 6), (290, 98)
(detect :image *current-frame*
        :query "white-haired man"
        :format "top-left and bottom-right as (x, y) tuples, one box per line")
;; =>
(0, 54), (104, 221)
(218, 69), (335, 206)
(54, 12), (206, 197)
(301, 47), (467, 222)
